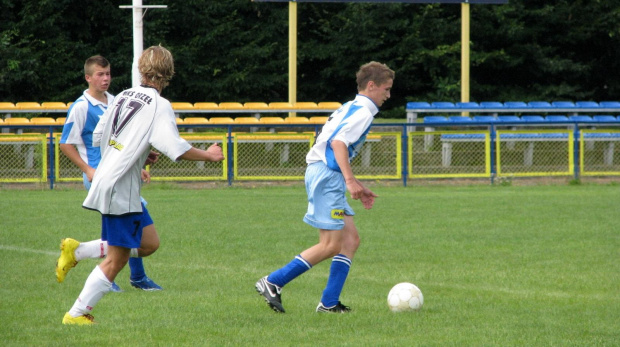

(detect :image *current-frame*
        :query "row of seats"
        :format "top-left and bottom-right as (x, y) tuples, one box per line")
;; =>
(424, 115), (620, 123)
(408, 101), (620, 109)
(0, 101), (342, 112)
(0, 116), (329, 126)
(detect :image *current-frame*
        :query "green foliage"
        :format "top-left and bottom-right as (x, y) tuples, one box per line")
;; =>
(2, 0), (620, 115)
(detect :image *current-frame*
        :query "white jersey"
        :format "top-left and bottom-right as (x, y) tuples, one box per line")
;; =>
(306, 94), (379, 172)
(83, 85), (192, 215)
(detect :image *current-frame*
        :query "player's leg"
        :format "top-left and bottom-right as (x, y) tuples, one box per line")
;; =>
(128, 204), (163, 290)
(317, 215), (359, 313)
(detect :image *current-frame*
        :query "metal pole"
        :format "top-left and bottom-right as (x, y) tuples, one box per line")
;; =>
(288, 1), (297, 117)
(132, 0), (143, 88)
(461, 2), (470, 103)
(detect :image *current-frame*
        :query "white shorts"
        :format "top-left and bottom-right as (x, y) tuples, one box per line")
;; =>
(303, 161), (354, 230)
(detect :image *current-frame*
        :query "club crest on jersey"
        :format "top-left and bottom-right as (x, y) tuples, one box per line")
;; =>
(331, 209), (344, 219)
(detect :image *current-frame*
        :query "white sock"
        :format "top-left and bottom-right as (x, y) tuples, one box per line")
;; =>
(75, 239), (107, 261)
(130, 248), (139, 258)
(68, 265), (112, 317)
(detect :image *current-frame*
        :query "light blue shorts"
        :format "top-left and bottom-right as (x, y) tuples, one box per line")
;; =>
(303, 161), (354, 230)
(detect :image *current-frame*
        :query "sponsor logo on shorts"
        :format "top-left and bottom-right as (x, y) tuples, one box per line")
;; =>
(331, 209), (344, 219)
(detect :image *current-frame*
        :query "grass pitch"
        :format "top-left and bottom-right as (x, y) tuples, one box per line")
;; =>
(0, 184), (618, 346)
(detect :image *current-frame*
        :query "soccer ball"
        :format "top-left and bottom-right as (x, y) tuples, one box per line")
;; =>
(387, 282), (423, 312)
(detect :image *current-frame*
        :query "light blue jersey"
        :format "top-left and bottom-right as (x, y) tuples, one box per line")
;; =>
(60, 90), (114, 171)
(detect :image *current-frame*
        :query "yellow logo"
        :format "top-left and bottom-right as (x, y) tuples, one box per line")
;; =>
(109, 139), (124, 151)
(331, 209), (344, 219)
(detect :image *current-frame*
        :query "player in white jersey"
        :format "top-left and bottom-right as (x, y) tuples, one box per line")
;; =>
(56, 55), (162, 292)
(62, 45), (224, 325)
(256, 62), (394, 313)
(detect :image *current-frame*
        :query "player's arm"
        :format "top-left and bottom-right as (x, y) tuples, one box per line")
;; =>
(59, 143), (96, 181)
(331, 140), (377, 209)
(178, 143), (224, 162)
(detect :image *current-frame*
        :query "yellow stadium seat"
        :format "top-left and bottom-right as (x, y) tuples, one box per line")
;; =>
(41, 102), (68, 110)
(244, 102), (269, 110)
(218, 102), (244, 110)
(175, 117), (184, 125)
(16, 102), (42, 110)
(284, 116), (310, 123)
(309, 116), (329, 124)
(259, 117), (285, 124)
(208, 117), (234, 124)
(318, 102), (342, 110)
(3, 117), (31, 125)
(294, 102), (319, 109)
(182, 117), (209, 124)
(171, 102), (194, 110)
(30, 117), (56, 125)
(56, 117), (66, 125)
(268, 102), (295, 110)
(234, 117), (260, 124)
(0, 102), (16, 110)
(194, 102), (219, 110)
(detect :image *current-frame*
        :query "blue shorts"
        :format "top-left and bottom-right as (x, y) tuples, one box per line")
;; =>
(101, 203), (154, 248)
(303, 161), (354, 230)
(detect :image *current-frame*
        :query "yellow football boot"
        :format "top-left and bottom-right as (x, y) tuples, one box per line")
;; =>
(62, 312), (96, 325)
(56, 238), (79, 283)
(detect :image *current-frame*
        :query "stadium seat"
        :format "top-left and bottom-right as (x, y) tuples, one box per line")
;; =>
(569, 115), (593, 122)
(317, 102), (342, 110)
(244, 102), (269, 110)
(16, 102), (42, 110)
(599, 101), (620, 108)
(480, 101), (504, 109)
(294, 102), (319, 109)
(171, 102), (194, 110)
(30, 117), (56, 125)
(218, 102), (244, 110)
(406, 102), (432, 109)
(431, 101), (456, 109)
(259, 117), (286, 124)
(0, 102), (16, 110)
(503, 101), (529, 109)
(175, 117), (184, 125)
(194, 102), (219, 110)
(283, 116), (310, 124)
(551, 101), (576, 108)
(455, 102), (480, 109)
(234, 117), (260, 124)
(208, 117), (234, 124)
(41, 102), (68, 110)
(448, 116), (473, 122)
(423, 116), (450, 123)
(527, 101), (553, 108)
(268, 102), (294, 110)
(575, 101), (599, 108)
(545, 115), (569, 122)
(309, 116), (329, 124)
(56, 117), (66, 125)
(521, 115), (545, 122)
(472, 115), (497, 123)
(497, 115), (521, 122)
(592, 115), (618, 122)
(182, 117), (209, 124)
(3, 117), (30, 125)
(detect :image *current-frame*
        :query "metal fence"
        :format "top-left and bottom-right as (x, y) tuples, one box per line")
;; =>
(1, 121), (619, 188)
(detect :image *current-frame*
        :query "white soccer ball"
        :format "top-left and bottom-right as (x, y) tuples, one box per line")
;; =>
(387, 282), (423, 312)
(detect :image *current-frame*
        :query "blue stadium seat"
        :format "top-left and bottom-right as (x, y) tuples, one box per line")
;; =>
(528, 101), (553, 108)
(472, 115), (497, 123)
(592, 115), (618, 122)
(551, 101), (576, 108)
(521, 115), (545, 122)
(431, 101), (456, 109)
(575, 101), (599, 108)
(599, 101), (620, 108)
(423, 116), (450, 123)
(406, 102), (433, 109)
(455, 102), (480, 109)
(545, 115), (569, 122)
(480, 101), (504, 109)
(497, 115), (521, 122)
(504, 101), (529, 109)
(569, 115), (593, 122)
(449, 116), (473, 123)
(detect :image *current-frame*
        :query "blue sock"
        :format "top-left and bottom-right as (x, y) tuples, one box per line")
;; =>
(267, 255), (312, 287)
(129, 257), (146, 281)
(320, 254), (352, 307)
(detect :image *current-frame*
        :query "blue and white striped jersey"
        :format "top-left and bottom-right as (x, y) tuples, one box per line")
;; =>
(306, 94), (379, 172)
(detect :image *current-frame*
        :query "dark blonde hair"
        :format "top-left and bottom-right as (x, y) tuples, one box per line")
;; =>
(356, 61), (395, 92)
(139, 45), (175, 90)
(84, 55), (110, 76)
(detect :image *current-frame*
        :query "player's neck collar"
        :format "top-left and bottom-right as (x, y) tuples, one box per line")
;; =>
(140, 84), (160, 93)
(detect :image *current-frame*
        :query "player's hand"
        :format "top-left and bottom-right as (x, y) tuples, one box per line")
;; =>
(206, 143), (225, 162)
(85, 167), (96, 182)
(141, 169), (151, 183)
(145, 151), (160, 166)
(360, 188), (378, 210)
(346, 179), (364, 200)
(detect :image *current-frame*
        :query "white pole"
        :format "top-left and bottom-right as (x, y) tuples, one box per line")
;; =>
(132, 0), (143, 88)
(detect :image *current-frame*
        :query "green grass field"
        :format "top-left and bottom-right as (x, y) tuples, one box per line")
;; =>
(1, 184), (618, 346)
